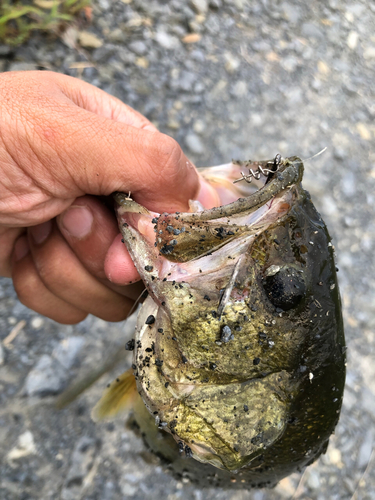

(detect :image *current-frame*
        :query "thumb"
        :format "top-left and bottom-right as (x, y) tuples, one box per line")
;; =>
(19, 72), (206, 213)
(54, 73), (218, 212)
(0, 71), (219, 222)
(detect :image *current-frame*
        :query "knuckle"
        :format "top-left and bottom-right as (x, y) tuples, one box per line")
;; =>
(34, 250), (67, 288)
(151, 133), (183, 178)
(13, 267), (39, 306)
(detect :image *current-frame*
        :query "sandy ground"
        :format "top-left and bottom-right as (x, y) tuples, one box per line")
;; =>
(1, 1), (375, 499)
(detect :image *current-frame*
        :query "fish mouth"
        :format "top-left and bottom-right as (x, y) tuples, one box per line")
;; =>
(114, 156), (304, 279)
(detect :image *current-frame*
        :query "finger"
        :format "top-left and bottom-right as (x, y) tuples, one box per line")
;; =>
(0, 71), (204, 218)
(56, 195), (141, 290)
(0, 227), (25, 277)
(11, 236), (87, 324)
(56, 74), (158, 132)
(28, 220), (134, 322)
(56, 196), (120, 280)
(104, 233), (141, 285)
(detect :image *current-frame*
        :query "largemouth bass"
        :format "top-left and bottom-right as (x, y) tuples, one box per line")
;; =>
(93, 155), (346, 488)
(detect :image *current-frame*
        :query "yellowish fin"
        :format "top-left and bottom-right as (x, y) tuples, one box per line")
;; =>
(91, 368), (138, 422)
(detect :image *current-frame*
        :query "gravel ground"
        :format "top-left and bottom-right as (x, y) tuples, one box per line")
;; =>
(1, 1), (375, 499)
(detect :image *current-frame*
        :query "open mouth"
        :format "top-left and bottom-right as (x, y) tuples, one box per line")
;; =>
(114, 156), (303, 285)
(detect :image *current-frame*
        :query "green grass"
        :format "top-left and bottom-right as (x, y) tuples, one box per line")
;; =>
(0, 0), (91, 46)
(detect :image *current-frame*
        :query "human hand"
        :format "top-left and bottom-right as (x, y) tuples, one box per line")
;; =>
(0, 71), (218, 324)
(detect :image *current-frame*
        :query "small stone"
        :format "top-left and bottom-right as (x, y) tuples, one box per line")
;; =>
(347, 31), (359, 50)
(341, 172), (356, 197)
(326, 445), (342, 466)
(223, 0), (245, 9)
(328, 0), (339, 9)
(61, 437), (100, 499)
(301, 22), (324, 40)
(190, 0), (208, 14)
(224, 53), (240, 73)
(231, 80), (247, 97)
(281, 56), (299, 73)
(321, 196), (338, 216)
(24, 355), (66, 396)
(167, 119), (180, 130)
(171, 70), (197, 92)
(306, 468), (320, 489)
(108, 28), (126, 43)
(185, 133), (204, 154)
(31, 316), (44, 330)
(363, 46), (375, 60)
(7, 431), (37, 461)
(135, 57), (149, 68)
(128, 40), (148, 55)
(97, 0), (110, 9)
(193, 120), (205, 134)
(155, 30), (180, 50)
(356, 123), (371, 140)
(333, 147), (347, 160)
(190, 49), (205, 62)
(282, 3), (302, 24)
(317, 60), (330, 75)
(182, 33), (202, 44)
(53, 336), (84, 370)
(120, 482), (137, 496)
(78, 31), (104, 49)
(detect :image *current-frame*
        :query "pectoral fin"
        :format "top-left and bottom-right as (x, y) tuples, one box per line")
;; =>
(91, 368), (138, 422)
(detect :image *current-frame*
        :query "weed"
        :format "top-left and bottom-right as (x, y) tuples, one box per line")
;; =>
(0, 0), (91, 46)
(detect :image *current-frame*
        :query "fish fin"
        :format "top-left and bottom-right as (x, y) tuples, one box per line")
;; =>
(91, 368), (138, 422)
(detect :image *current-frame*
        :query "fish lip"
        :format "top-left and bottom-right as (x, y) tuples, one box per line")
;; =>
(168, 155), (304, 224)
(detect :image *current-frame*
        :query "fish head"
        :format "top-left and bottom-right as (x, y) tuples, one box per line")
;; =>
(114, 156), (345, 483)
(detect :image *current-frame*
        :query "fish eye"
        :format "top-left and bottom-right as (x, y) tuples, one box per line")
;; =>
(262, 265), (306, 311)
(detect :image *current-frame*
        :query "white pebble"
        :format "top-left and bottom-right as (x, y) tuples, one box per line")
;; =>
(31, 317), (44, 329)
(7, 431), (37, 461)
(347, 31), (359, 50)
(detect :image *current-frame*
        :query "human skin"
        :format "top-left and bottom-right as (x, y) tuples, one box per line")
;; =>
(0, 71), (219, 324)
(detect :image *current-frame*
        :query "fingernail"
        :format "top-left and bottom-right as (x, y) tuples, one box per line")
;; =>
(14, 236), (30, 261)
(30, 220), (52, 245)
(60, 205), (93, 239)
(196, 178), (220, 209)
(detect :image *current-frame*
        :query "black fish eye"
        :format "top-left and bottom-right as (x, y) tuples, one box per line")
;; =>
(263, 265), (306, 311)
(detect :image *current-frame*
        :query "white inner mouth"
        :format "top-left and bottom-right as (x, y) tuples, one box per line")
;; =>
(164, 188), (294, 282)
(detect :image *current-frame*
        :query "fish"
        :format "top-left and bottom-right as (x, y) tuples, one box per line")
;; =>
(93, 155), (346, 488)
